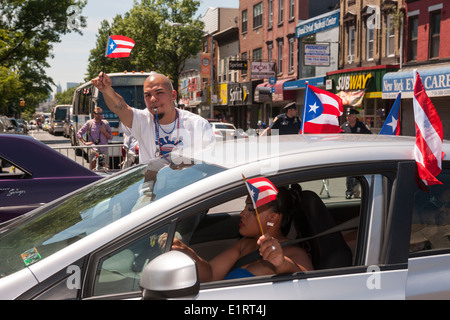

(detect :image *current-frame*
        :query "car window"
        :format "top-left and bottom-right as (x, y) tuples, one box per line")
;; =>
(92, 224), (170, 296)
(177, 176), (365, 283)
(410, 169), (450, 254)
(0, 157), (28, 179)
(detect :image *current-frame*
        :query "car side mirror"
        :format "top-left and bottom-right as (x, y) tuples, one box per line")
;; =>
(140, 251), (199, 300)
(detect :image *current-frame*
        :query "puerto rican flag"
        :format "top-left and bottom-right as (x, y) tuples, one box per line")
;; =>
(413, 69), (445, 186)
(380, 92), (401, 135)
(245, 177), (278, 208)
(301, 84), (343, 133)
(105, 35), (135, 58)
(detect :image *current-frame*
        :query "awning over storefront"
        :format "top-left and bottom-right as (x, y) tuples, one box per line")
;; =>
(283, 76), (326, 90)
(382, 64), (450, 99)
(255, 78), (296, 102)
(255, 82), (272, 103)
(273, 78), (296, 101)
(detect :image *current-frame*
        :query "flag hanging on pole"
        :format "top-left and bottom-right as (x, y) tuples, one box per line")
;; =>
(301, 84), (343, 133)
(380, 92), (401, 135)
(105, 35), (135, 58)
(413, 69), (445, 186)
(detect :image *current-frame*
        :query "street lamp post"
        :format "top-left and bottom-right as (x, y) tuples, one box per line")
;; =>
(170, 22), (214, 119)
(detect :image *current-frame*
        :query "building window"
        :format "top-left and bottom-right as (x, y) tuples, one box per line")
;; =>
(348, 25), (356, 62)
(242, 10), (248, 33)
(408, 16), (419, 61)
(253, 48), (263, 62)
(268, 0), (273, 28)
(202, 38), (208, 53)
(268, 43), (273, 62)
(253, 2), (263, 29)
(278, 41), (283, 74)
(429, 11), (441, 59)
(386, 15), (395, 57)
(366, 25), (374, 60)
(289, 37), (294, 73)
(278, 0), (284, 24)
(289, 0), (295, 20)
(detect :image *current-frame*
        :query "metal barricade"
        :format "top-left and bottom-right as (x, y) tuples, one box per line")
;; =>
(52, 144), (125, 172)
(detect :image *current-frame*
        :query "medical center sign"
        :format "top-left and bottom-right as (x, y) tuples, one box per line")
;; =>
(296, 10), (340, 38)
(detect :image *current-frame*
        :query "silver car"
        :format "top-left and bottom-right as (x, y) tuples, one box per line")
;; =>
(0, 134), (449, 300)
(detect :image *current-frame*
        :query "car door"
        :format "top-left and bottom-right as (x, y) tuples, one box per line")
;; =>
(79, 162), (414, 300)
(193, 162), (415, 300)
(406, 163), (450, 299)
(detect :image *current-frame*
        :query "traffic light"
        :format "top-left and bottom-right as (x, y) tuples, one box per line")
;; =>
(20, 99), (25, 107)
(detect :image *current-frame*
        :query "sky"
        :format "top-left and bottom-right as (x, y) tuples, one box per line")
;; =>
(46, 0), (239, 94)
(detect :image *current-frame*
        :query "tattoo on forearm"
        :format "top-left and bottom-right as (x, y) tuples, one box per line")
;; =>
(113, 98), (127, 112)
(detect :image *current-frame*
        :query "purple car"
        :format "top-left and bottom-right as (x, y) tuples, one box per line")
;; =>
(0, 134), (102, 223)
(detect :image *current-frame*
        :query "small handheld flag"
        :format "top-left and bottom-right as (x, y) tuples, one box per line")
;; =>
(105, 35), (135, 58)
(380, 92), (401, 135)
(413, 69), (445, 186)
(243, 175), (278, 236)
(301, 84), (343, 134)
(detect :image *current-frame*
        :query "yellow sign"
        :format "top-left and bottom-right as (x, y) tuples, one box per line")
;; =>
(336, 73), (372, 91)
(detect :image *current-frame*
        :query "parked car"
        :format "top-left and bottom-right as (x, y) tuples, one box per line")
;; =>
(0, 134), (103, 223)
(0, 116), (14, 133)
(210, 122), (236, 140)
(0, 134), (449, 300)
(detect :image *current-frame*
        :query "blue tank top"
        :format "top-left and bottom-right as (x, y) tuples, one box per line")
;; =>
(224, 268), (255, 280)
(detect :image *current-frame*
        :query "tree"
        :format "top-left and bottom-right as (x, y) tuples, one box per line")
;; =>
(86, 0), (203, 92)
(55, 85), (78, 105)
(0, 0), (87, 115)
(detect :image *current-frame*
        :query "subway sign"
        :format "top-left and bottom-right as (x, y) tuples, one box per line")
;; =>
(335, 73), (372, 91)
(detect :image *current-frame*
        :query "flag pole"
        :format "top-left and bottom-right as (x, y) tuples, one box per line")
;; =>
(242, 174), (265, 236)
(301, 81), (309, 135)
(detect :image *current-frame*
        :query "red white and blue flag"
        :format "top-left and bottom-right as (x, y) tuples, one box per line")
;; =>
(245, 177), (278, 208)
(413, 69), (445, 186)
(380, 92), (401, 135)
(301, 84), (343, 133)
(105, 35), (135, 58)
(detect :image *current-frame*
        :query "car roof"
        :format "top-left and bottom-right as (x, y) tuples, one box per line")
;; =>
(188, 134), (450, 170)
(0, 134), (99, 178)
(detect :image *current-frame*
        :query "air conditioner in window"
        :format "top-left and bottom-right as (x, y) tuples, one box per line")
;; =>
(347, 54), (354, 64)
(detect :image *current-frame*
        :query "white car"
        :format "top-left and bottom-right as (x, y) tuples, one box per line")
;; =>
(210, 122), (236, 140)
(1, 134), (450, 300)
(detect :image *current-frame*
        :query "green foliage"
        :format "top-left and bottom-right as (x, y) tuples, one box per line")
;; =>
(0, 0), (87, 115)
(55, 85), (78, 105)
(86, 0), (203, 91)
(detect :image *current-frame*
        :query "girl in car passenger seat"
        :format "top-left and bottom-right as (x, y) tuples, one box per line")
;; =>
(170, 178), (313, 282)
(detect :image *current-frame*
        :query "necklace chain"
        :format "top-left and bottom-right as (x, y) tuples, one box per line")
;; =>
(154, 109), (179, 156)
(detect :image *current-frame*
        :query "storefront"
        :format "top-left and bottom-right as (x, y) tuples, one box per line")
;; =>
(228, 82), (254, 129)
(254, 78), (296, 125)
(327, 65), (399, 133)
(207, 83), (230, 122)
(382, 63), (450, 139)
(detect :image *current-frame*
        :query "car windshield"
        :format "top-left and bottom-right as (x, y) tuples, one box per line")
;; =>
(0, 157), (224, 278)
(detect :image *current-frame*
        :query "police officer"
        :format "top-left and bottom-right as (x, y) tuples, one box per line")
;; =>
(341, 108), (372, 134)
(260, 101), (301, 135)
(341, 108), (372, 199)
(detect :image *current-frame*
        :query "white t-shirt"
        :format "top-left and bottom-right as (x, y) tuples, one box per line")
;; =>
(128, 108), (215, 164)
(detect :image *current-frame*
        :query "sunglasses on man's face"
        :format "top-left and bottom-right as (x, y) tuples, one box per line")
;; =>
(93, 112), (102, 115)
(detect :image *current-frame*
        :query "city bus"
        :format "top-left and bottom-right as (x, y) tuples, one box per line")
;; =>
(49, 104), (70, 135)
(70, 72), (150, 167)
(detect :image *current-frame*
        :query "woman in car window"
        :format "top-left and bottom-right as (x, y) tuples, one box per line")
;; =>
(169, 179), (313, 282)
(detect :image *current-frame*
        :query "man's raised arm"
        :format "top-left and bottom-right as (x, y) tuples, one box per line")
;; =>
(91, 72), (134, 128)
